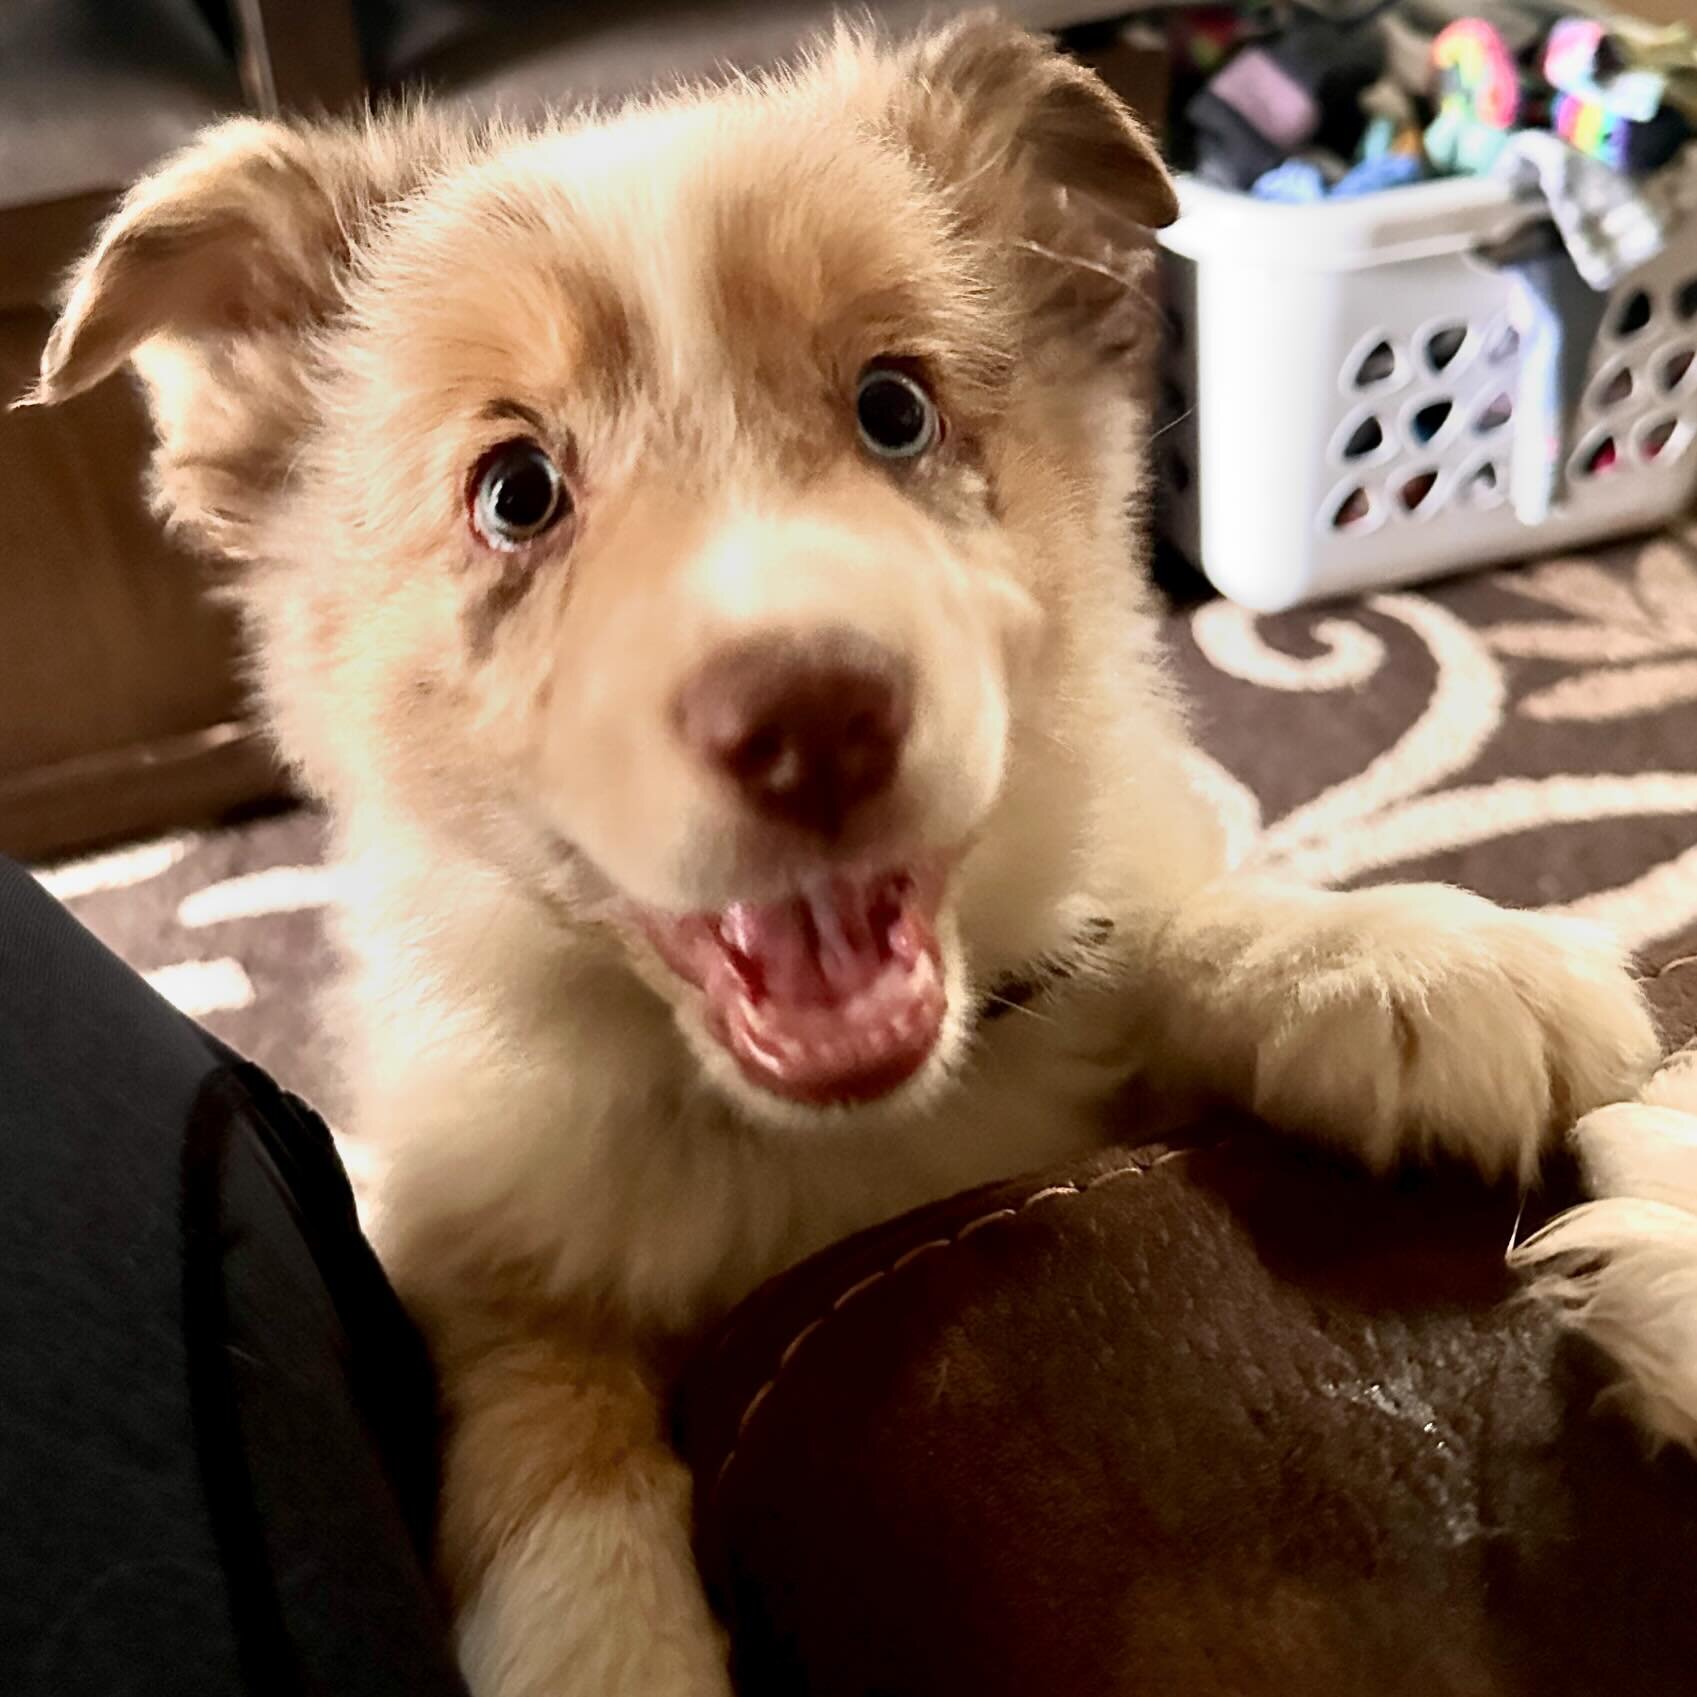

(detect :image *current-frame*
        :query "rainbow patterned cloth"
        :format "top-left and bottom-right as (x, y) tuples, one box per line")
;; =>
(1425, 17), (1526, 176)
(1544, 17), (1693, 174)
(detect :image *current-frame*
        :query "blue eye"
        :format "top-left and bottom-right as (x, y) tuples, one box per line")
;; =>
(470, 439), (568, 547)
(855, 366), (940, 459)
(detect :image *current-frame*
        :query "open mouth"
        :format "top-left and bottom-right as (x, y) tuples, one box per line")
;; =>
(638, 866), (947, 1106)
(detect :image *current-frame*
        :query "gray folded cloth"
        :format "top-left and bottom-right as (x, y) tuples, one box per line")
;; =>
(1494, 132), (1697, 290)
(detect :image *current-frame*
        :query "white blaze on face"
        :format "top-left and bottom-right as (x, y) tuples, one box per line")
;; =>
(681, 493), (1019, 843)
(532, 483), (1018, 916)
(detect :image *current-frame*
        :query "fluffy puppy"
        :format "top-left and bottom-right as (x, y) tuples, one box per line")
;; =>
(31, 17), (1659, 1695)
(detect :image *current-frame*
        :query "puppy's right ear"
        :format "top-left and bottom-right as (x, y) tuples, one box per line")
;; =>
(22, 115), (443, 555)
(25, 117), (361, 407)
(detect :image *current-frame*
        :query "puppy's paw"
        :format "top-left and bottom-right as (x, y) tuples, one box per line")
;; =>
(1248, 885), (1658, 1181)
(1512, 1081), (1697, 1450)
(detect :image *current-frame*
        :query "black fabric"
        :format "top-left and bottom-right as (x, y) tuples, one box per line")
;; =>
(0, 856), (465, 1697)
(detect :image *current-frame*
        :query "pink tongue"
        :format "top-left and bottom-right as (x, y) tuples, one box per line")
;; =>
(703, 870), (945, 1105)
(720, 876), (895, 1008)
(631, 866), (947, 1105)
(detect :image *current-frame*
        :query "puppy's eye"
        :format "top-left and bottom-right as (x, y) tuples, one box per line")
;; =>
(855, 365), (940, 460)
(469, 439), (569, 548)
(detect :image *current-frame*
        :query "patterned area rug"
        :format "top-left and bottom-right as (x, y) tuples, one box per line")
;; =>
(32, 521), (1697, 1124)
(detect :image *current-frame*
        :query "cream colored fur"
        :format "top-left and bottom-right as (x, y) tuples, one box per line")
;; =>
(1514, 1043), (1697, 1449)
(32, 18), (1659, 1696)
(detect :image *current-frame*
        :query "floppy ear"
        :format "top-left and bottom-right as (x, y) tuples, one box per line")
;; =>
(24, 114), (441, 555)
(899, 16), (1178, 233)
(28, 117), (369, 407)
(888, 17), (1176, 358)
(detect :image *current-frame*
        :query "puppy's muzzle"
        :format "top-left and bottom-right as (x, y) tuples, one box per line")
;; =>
(673, 630), (914, 839)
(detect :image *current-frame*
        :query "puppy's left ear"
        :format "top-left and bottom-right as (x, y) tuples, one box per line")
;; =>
(899, 17), (1177, 232)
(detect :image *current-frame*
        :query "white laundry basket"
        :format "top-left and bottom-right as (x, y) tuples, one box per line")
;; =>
(1154, 171), (1697, 610)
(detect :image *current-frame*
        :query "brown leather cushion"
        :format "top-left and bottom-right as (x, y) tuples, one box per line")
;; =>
(674, 958), (1697, 1695)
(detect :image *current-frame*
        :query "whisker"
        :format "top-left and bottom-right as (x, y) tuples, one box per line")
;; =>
(1506, 1191), (1529, 1257)
(982, 990), (1054, 1025)
(1147, 407), (1194, 448)
(1013, 238), (1134, 292)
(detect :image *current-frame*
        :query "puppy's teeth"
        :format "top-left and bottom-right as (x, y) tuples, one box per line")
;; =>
(806, 881), (849, 952)
(739, 1023), (784, 1066)
(722, 905), (760, 957)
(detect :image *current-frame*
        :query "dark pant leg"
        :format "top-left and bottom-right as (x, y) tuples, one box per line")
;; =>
(0, 856), (466, 1697)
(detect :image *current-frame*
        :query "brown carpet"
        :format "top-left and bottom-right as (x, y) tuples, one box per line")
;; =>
(33, 521), (1697, 1122)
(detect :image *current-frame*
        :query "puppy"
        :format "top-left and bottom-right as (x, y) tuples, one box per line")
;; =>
(31, 17), (1659, 1695)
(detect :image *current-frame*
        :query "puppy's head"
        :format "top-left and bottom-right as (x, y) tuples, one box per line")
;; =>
(30, 18), (1175, 1123)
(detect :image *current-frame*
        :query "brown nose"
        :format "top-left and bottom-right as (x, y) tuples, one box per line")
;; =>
(674, 631), (914, 837)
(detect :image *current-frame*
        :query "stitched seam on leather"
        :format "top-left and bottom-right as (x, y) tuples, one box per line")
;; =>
(710, 1147), (1201, 1506)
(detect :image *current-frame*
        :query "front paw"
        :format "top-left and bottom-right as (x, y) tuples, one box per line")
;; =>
(1249, 886), (1659, 1180)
